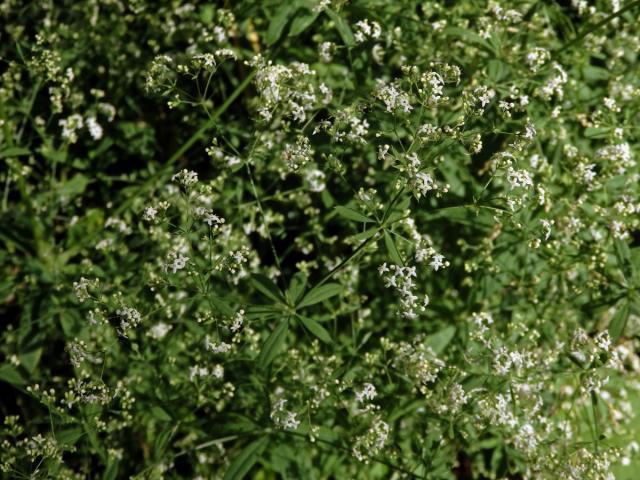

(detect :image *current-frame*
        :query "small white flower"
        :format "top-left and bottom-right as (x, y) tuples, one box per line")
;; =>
(148, 322), (171, 340)
(429, 253), (445, 271)
(171, 169), (199, 188)
(143, 206), (158, 221)
(86, 116), (103, 140)
(356, 383), (377, 402)
(166, 252), (189, 273)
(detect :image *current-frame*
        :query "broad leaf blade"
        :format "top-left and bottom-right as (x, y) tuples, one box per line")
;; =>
(335, 206), (373, 223)
(609, 301), (630, 342)
(289, 8), (319, 36)
(224, 436), (270, 480)
(425, 326), (456, 354)
(298, 283), (342, 308)
(352, 227), (379, 242)
(0, 146), (31, 158)
(384, 231), (403, 265)
(298, 315), (333, 344)
(287, 272), (308, 304)
(325, 8), (355, 47)
(257, 318), (289, 368)
(267, 4), (297, 46)
(250, 274), (284, 304)
(0, 364), (25, 387)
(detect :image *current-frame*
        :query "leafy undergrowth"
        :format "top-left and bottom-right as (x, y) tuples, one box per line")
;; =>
(1, 1), (640, 479)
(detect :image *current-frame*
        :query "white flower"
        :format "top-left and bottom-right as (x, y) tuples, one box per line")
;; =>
(166, 252), (189, 273)
(414, 172), (436, 197)
(86, 116), (103, 140)
(271, 399), (300, 430)
(205, 337), (232, 354)
(212, 364), (224, 379)
(171, 169), (199, 188)
(189, 366), (209, 381)
(374, 81), (412, 114)
(143, 206), (158, 221)
(73, 277), (97, 302)
(355, 383), (377, 403)
(429, 253), (445, 271)
(148, 322), (171, 340)
(540, 219), (552, 241)
(318, 42), (334, 62)
(59, 114), (84, 143)
(304, 168), (326, 192)
(283, 136), (313, 171)
(230, 310), (244, 333)
(117, 306), (142, 336)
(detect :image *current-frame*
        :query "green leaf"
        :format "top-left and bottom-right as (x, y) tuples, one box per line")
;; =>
(19, 348), (42, 373)
(154, 424), (176, 459)
(584, 127), (612, 139)
(614, 238), (634, 280)
(425, 326), (456, 354)
(57, 174), (90, 199)
(325, 8), (355, 47)
(298, 315), (333, 344)
(352, 227), (379, 242)
(210, 295), (235, 316)
(0, 146), (30, 158)
(289, 8), (319, 36)
(609, 301), (630, 342)
(0, 364), (25, 386)
(103, 460), (119, 480)
(267, 4), (297, 45)
(297, 283), (342, 308)
(487, 59), (508, 82)
(224, 436), (269, 480)
(257, 318), (289, 367)
(383, 231), (403, 265)
(442, 26), (496, 55)
(245, 304), (282, 320)
(55, 427), (84, 446)
(582, 65), (610, 82)
(287, 272), (308, 304)
(335, 206), (373, 223)
(150, 405), (172, 422)
(250, 274), (284, 303)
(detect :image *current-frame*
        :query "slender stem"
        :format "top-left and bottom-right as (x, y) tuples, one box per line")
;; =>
(275, 429), (426, 479)
(557, 0), (640, 53)
(167, 69), (257, 166)
(244, 158), (287, 291)
(115, 69), (257, 215)
(312, 227), (382, 291)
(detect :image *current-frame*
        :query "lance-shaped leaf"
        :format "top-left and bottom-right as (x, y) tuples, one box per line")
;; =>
(224, 436), (270, 480)
(289, 7), (319, 37)
(257, 318), (289, 368)
(335, 206), (373, 223)
(287, 272), (308, 304)
(266, 4), (297, 46)
(609, 300), (630, 342)
(297, 283), (342, 308)
(250, 274), (284, 304)
(324, 8), (355, 47)
(298, 315), (333, 344)
(425, 326), (456, 355)
(384, 230), (404, 265)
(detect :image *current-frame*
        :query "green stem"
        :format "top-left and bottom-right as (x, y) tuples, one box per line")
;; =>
(557, 0), (640, 53)
(275, 429), (426, 479)
(167, 69), (257, 166)
(313, 227), (382, 290)
(115, 68), (256, 215)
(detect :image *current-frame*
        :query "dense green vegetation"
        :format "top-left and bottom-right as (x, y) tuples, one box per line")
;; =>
(2, 1), (640, 478)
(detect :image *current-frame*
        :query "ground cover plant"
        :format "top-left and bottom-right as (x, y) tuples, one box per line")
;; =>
(2, 0), (640, 478)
